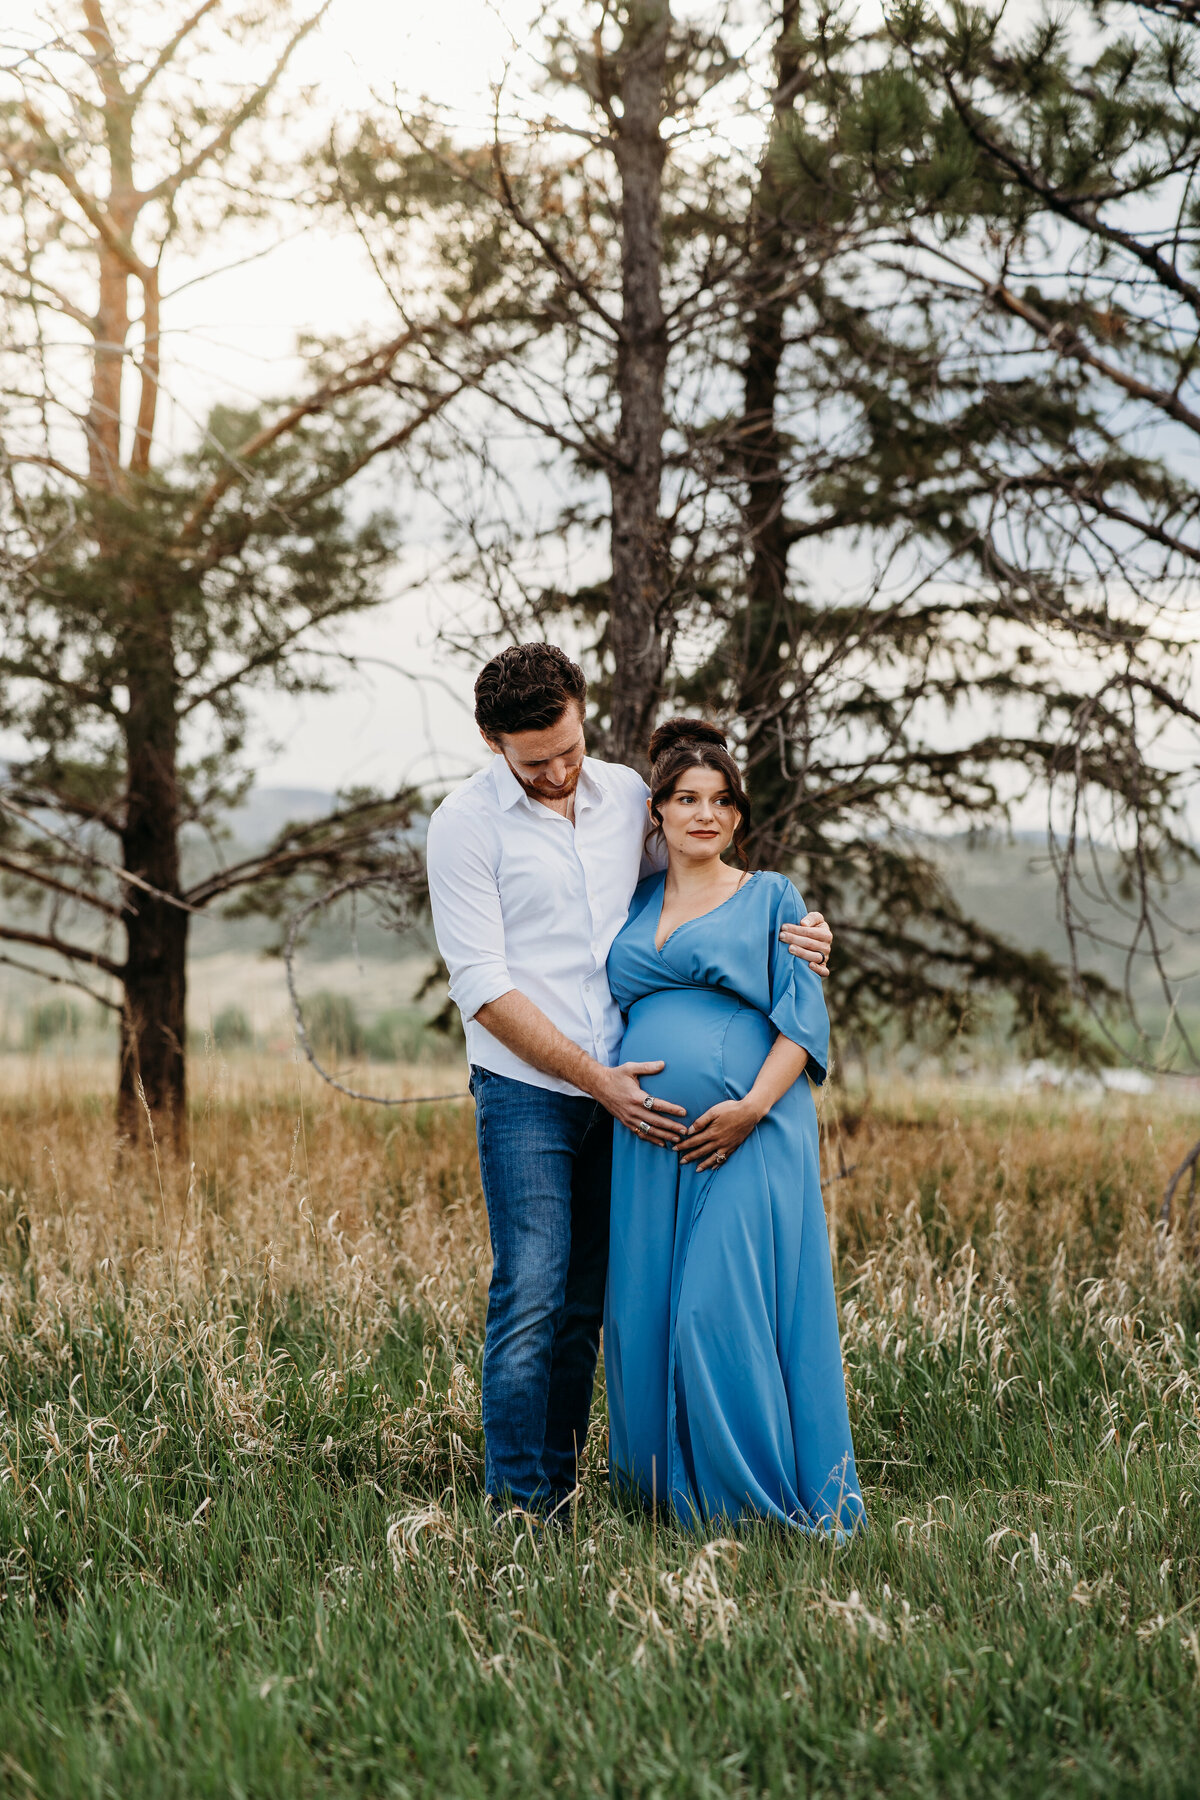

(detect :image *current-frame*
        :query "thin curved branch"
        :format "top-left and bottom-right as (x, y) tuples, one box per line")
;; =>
(0, 852), (124, 919)
(0, 921), (121, 978)
(130, 0), (221, 101)
(489, 108), (623, 339)
(897, 232), (1200, 440)
(938, 68), (1200, 324)
(1160, 1136), (1200, 1228)
(184, 802), (410, 907)
(0, 949), (120, 1010)
(178, 322), (458, 542)
(140, 3), (332, 207)
(284, 874), (467, 1106)
(0, 451), (91, 487)
(0, 794), (204, 912)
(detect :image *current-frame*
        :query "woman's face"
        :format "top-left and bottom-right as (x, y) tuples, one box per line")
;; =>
(653, 765), (738, 865)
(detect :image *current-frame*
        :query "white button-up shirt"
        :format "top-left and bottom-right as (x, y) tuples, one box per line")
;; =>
(426, 754), (662, 1095)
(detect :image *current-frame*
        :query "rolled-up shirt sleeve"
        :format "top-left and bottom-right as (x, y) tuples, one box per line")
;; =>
(426, 804), (514, 1024)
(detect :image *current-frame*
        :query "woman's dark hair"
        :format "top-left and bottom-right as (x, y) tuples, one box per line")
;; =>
(474, 643), (587, 737)
(647, 717), (752, 866)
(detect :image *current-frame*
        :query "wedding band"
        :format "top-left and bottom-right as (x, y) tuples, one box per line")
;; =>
(642, 1094), (655, 1111)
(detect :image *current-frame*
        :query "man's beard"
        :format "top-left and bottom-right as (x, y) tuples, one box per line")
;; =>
(511, 761), (582, 804)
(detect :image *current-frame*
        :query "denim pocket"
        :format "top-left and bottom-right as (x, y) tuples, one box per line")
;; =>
(470, 1066), (489, 1151)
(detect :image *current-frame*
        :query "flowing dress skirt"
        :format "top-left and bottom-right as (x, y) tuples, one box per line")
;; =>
(604, 984), (863, 1532)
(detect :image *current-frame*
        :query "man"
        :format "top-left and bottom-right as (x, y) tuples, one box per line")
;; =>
(426, 643), (832, 1516)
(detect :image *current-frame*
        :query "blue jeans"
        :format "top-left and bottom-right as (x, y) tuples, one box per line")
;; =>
(471, 1066), (612, 1510)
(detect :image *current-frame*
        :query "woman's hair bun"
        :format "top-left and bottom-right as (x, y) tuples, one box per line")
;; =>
(647, 716), (728, 764)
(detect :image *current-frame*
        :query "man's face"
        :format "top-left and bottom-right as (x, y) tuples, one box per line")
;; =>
(483, 702), (586, 803)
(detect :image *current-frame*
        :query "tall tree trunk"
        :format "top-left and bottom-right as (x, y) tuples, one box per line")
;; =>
(607, 0), (672, 770)
(83, 0), (136, 492)
(84, 5), (187, 1141)
(117, 599), (187, 1145)
(738, 2), (804, 865)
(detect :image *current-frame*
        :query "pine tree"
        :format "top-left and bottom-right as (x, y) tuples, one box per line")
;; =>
(0, 3), (466, 1137)
(810, 0), (1200, 1059)
(334, 0), (1197, 1062)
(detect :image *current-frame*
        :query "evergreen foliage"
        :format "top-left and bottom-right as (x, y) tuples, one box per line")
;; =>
(0, 4), (447, 1136)
(331, 1), (1198, 1065)
(2, 1), (1197, 1110)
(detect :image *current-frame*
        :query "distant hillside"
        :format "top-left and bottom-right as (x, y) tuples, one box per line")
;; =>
(1, 785), (1195, 1047)
(187, 794), (1197, 1032)
(934, 833), (1199, 1034)
(222, 787), (335, 848)
(182, 788), (431, 964)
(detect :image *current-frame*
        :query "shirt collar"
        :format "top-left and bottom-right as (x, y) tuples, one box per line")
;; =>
(490, 754), (526, 811)
(575, 758), (602, 811)
(489, 753), (603, 814)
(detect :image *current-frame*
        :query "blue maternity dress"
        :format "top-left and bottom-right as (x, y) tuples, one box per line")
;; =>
(604, 870), (864, 1533)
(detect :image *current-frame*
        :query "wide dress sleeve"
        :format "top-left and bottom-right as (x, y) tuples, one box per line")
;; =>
(767, 877), (830, 1087)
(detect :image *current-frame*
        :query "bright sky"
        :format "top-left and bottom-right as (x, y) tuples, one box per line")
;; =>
(0, 0), (542, 797)
(1, 0), (937, 810)
(2, 0), (1193, 831)
(169, 0), (536, 795)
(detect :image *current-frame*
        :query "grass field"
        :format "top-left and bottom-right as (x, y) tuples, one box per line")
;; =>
(1, 1056), (1200, 1797)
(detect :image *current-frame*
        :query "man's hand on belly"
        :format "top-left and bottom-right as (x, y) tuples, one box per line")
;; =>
(593, 1061), (689, 1147)
(781, 911), (832, 978)
(473, 990), (687, 1141)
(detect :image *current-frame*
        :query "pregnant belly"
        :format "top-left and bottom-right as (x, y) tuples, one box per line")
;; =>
(620, 987), (775, 1120)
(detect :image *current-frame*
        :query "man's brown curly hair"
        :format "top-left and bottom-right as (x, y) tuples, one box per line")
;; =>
(474, 643), (587, 737)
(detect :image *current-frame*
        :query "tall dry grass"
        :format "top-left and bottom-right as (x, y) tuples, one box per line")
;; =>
(2, 1055), (1196, 1490)
(3, 1057), (1200, 1796)
(0, 1053), (481, 1336)
(2, 1057), (1196, 1358)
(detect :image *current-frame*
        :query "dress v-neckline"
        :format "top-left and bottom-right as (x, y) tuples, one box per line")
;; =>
(653, 870), (756, 955)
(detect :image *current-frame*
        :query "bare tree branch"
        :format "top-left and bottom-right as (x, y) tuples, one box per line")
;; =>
(0, 919), (121, 977)
(0, 949), (120, 1010)
(140, 4), (332, 207)
(898, 233), (1200, 439)
(183, 795), (415, 907)
(0, 851), (124, 919)
(938, 67), (1200, 325)
(130, 0), (221, 102)
(179, 322), (461, 541)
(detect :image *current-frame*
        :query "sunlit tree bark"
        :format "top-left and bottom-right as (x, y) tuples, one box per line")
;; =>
(0, 3), (461, 1138)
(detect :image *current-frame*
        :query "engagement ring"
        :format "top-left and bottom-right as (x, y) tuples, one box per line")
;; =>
(642, 1094), (655, 1110)
(714, 1151), (727, 1165)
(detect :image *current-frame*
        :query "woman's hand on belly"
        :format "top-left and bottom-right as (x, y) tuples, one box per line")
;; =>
(678, 1096), (763, 1171)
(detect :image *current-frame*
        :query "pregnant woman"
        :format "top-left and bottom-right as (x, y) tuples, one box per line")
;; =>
(604, 720), (864, 1534)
